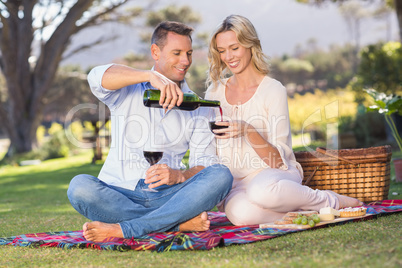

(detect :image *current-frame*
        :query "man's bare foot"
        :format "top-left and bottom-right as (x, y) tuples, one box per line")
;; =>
(82, 221), (124, 242)
(327, 190), (363, 208)
(179, 212), (210, 232)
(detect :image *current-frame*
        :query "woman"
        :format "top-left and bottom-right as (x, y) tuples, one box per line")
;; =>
(205, 15), (362, 225)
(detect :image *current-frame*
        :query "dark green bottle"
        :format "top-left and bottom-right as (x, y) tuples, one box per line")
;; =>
(143, 89), (220, 111)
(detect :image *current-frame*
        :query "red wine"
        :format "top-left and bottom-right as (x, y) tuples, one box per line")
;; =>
(209, 121), (228, 136)
(143, 151), (163, 165)
(219, 106), (223, 121)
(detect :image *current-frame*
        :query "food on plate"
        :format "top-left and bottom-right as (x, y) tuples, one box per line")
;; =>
(283, 215), (298, 221)
(271, 206), (367, 227)
(319, 207), (340, 216)
(274, 219), (294, 225)
(339, 207), (367, 217)
(286, 210), (318, 217)
(292, 213), (321, 227)
(318, 213), (335, 221)
(274, 211), (319, 226)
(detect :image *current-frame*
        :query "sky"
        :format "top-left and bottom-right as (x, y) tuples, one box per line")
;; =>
(62, 0), (398, 68)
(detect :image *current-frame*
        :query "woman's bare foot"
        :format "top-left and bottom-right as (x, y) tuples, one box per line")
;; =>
(179, 212), (210, 232)
(327, 190), (363, 208)
(82, 221), (124, 242)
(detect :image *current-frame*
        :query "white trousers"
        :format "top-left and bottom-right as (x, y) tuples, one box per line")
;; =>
(222, 166), (339, 225)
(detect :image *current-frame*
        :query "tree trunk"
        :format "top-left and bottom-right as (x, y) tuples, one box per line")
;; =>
(5, 115), (41, 156)
(0, 0), (94, 156)
(0, 1), (132, 158)
(395, 0), (402, 41)
(0, 1), (37, 155)
(91, 120), (102, 164)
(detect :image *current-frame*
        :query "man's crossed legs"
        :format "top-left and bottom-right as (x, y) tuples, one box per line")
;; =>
(67, 164), (232, 242)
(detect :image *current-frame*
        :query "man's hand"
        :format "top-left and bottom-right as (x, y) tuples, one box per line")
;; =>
(144, 164), (185, 189)
(149, 71), (184, 110)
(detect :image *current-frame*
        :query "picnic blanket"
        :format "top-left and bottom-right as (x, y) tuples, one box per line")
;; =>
(1, 200), (401, 252)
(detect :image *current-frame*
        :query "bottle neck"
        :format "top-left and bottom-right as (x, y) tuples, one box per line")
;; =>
(199, 99), (221, 107)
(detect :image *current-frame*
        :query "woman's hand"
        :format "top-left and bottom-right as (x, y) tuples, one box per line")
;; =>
(149, 71), (184, 110)
(213, 120), (254, 139)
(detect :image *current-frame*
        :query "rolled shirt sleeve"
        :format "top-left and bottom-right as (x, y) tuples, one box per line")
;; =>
(87, 63), (128, 111)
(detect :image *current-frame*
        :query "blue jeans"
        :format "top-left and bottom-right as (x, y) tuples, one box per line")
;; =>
(67, 164), (232, 238)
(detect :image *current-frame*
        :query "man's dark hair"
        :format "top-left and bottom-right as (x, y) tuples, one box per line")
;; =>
(151, 21), (194, 49)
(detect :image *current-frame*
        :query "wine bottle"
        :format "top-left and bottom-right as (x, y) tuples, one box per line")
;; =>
(143, 89), (220, 111)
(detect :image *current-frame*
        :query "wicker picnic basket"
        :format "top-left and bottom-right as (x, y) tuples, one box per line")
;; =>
(294, 145), (392, 203)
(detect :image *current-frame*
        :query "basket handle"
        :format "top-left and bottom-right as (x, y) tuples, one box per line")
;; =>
(303, 166), (318, 186)
(315, 147), (359, 165)
(302, 147), (359, 186)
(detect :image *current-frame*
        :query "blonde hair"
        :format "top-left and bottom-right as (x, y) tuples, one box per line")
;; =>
(206, 15), (270, 88)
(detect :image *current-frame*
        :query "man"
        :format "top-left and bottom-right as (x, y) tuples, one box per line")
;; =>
(67, 21), (233, 242)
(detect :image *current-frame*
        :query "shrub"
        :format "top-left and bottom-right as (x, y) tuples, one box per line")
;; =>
(288, 88), (358, 135)
(36, 125), (46, 146)
(353, 111), (387, 148)
(40, 128), (70, 159)
(352, 42), (402, 102)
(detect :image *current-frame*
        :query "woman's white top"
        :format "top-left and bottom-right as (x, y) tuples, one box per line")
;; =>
(205, 76), (303, 181)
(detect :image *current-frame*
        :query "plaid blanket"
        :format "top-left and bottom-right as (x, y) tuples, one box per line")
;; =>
(1, 200), (401, 252)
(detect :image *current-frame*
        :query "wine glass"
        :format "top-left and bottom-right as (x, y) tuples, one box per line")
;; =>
(209, 121), (229, 136)
(143, 150), (163, 192)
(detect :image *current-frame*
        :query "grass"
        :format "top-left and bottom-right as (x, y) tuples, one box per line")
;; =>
(0, 150), (401, 267)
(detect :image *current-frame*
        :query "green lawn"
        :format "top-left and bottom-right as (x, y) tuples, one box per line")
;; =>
(0, 150), (401, 267)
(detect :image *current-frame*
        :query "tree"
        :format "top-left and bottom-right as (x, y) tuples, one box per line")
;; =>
(121, 4), (208, 95)
(372, 1), (395, 41)
(270, 42), (356, 93)
(42, 65), (91, 123)
(336, 1), (372, 73)
(0, 0), (142, 157)
(352, 41), (402, 101)
(138, 4), (202, 45)
(296, 0), (402, 41)
(338, 1), (371, 52)
(274, 58), (315, 84)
